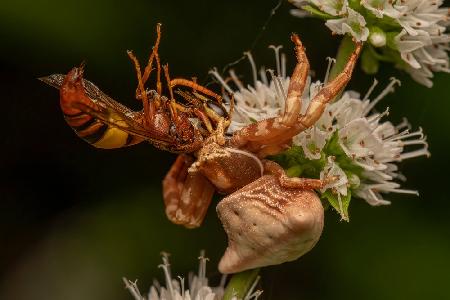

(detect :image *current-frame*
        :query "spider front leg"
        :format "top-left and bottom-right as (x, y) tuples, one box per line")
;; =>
(232, 38), (363, 158)
(162, 154), (215, 228)
(298, 43), (363, 129)
(231, 33), (309, 149)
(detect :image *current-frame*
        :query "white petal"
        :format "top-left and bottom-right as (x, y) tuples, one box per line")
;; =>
(325, 8), (370, 41)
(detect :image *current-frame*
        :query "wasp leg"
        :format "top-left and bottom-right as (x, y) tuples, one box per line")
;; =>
(170, 78), (223, 103)
(162, 154), (215, 228)
(163, 64), (182, 123)
(127, 50), (155, 125)
(193, 108), (214, 133)
(141, 23), (162, 90)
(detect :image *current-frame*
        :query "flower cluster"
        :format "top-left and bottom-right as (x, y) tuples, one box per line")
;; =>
(123, 253), (262, 300)
(211, 48), (429, 221)
(290, 0), (450, 87)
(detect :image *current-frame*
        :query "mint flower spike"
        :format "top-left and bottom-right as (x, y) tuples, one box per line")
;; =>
(211, 49), (429, 220)
(123, 253), (262, 300)
(291, 75), (429, 217)
(290, 0), (450, 87)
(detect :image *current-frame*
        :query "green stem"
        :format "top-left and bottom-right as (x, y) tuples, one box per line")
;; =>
(223, 268), (260, 300)
(328, 34), (358, 81)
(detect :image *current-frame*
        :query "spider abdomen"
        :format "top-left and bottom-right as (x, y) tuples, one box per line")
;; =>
(216, 175), (324, 274)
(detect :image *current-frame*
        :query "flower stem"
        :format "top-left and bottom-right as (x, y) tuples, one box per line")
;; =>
(328, 34), (358, 81)
(223, 268), (260, 300)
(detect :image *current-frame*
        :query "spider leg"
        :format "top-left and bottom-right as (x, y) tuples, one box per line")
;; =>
(283, 34), (309, 126)
(231, 34), (309, 147)
(263, 160), (335, 189)
(298, 42), (363, 129)
(255, 140), (291, 158)
(232, 40), (362, 157)
(162, 154), (215, 228)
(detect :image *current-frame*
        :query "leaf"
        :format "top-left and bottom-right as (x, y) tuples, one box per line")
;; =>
(361, 46), (380, 74)
(223, 268), (260, 300)
(301, 5), (336, 20)
(270, 145), (326, 179)
(321, 190), (352, 222)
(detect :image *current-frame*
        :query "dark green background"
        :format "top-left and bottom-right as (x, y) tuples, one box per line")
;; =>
(1, 1), (449, 299)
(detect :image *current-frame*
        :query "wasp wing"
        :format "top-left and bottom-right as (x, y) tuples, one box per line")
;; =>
(39, 74), (174, 145)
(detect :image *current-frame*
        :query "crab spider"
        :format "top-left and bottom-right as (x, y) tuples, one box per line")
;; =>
(162, 34), (362, 273)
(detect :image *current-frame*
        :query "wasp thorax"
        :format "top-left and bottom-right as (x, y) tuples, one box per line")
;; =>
(216, 175), (324, 274)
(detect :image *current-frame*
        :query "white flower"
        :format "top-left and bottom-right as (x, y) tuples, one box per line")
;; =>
(290, 0), (450, 87)
(320, 157), (348, 197)
(212, 50), (429, 208)
(293, 126), (330, 159)
(325, 7), (370, 41)
(360, 0), (400, 18)
(304, 77), (429, 205)
(395, 28), (450, 87)
(395, 0), (449, 36)
(320, 156), (350, 220)
(290, 0), (350, 16)
(123, 253), (262, 300)
(311, 0), (348, 16)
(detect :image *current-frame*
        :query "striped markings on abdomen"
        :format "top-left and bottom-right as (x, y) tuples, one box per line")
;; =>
(64, 112), (138, 149)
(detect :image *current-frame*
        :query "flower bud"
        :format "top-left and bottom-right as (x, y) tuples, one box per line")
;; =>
(368, 26), (386, 47)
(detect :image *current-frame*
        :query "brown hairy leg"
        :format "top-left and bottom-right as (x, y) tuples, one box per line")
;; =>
(162, 154), (215, 228)
(141, 23), (162, 89)
(127, 50), (154, 123)
(170, 78), (223, 103)
(129, 23), (162, 103)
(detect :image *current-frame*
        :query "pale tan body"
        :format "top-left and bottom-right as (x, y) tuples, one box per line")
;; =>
(162, 35), (362, 273)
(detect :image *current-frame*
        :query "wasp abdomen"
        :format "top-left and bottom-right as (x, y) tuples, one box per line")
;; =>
(60, 67), (142, 149)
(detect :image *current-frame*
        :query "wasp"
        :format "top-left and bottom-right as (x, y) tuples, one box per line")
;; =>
(40, 24), (228, 153)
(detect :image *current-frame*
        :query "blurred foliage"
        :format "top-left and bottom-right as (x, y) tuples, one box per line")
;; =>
(1, 0), (449, 299)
